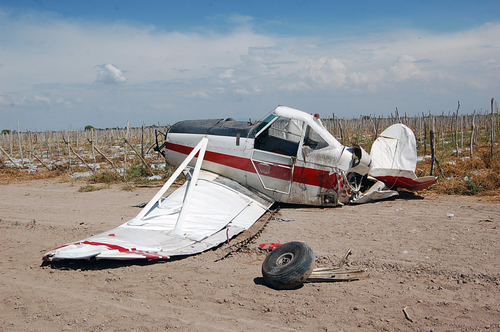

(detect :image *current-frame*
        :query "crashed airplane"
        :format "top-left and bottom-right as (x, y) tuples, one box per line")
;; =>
(43, 106), (436, 262)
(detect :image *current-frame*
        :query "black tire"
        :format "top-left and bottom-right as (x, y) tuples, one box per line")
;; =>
(261, 241), (315, 290)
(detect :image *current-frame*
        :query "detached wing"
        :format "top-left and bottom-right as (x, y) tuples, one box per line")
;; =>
(43, 170), (273, 261)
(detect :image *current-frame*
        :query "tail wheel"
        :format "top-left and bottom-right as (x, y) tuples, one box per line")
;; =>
(262, 241), (315, 290)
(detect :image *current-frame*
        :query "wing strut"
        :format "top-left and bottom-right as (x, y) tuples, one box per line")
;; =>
(134, 137), (209, 229)
(170, 137), (208, 238)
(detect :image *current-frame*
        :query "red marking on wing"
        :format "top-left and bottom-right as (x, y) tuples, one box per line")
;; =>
(374, 175), (437, 191)
(77, 241), (170, 259)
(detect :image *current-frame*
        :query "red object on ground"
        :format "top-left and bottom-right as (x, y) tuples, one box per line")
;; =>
(259, 243), (282, 250)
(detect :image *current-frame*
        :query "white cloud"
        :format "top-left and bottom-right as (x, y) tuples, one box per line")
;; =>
(298, 57), (347, 87)
(390, 55), (431, 81)
(55, 97), (72, 106)
(0, 92), (14, 105)
(95, 64), (127, 84)
(187, 90), (211, 99)
(483, 58), (497, 66)
(348, 69), (386, 86)
(233, 88), (250, 95)
(228, 15), (254, 26)
(33, 95), (51, 104)
(218, 69), (234, 79)
(0, 9), (499, 130)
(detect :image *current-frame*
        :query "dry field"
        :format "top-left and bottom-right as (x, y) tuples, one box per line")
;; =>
(0, 178), (499, 331)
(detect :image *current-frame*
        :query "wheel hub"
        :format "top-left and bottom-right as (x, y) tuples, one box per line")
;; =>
(276, 252), (294, 266)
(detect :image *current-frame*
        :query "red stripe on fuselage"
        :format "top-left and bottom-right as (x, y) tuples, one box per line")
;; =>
(166, 142), (341, 189)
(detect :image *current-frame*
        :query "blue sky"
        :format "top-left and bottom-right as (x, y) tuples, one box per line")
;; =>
(1, 1), (499, 131)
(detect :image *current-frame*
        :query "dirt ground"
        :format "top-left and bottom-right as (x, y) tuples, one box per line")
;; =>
(0, 179), (499, 332)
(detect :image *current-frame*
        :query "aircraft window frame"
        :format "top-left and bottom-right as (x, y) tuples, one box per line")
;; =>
(303, 125), (329, 151)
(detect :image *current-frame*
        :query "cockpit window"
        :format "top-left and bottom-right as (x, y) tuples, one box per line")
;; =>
(254, 117), (304, 156)
(268, 118), (303, 143)
(304, 126), (329, 150)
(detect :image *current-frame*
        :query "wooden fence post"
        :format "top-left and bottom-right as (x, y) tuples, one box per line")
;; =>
(9, 124), (13, 155)
(430, 114), (436, 176)
(17, 121), (24, 167)
(470, 110), (477, 159)
(491, 98), (495, 159)
(455, 101), (460, 157)
(423, 112), (427, 156)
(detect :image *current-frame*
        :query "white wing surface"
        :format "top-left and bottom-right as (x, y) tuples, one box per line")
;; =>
(43, 170), (273, 261)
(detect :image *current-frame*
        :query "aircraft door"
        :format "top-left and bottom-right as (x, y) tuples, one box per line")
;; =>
(252, 117), (304, 194)
(251, 150), (294, 194)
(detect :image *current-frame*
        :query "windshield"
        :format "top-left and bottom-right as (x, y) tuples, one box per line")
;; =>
(253, 113), (277, 136)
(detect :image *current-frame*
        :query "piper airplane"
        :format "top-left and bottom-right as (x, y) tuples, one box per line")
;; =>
(43, 106), (436, 262)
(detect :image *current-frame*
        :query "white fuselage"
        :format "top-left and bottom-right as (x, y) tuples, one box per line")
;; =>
(164, 106), (366, 206)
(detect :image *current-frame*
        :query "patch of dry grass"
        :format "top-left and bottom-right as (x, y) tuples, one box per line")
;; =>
(77, 184), (104, 193)
(417, 143), (500, 196)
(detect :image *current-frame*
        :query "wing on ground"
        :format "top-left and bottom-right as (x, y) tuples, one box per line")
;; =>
(43, 170), (274, 261)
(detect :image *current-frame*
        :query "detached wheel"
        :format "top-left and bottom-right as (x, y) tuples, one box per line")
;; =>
(262, 241), (315, 290)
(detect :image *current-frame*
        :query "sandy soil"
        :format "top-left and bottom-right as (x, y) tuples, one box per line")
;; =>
(0, 179), (499, 332)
